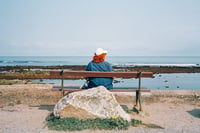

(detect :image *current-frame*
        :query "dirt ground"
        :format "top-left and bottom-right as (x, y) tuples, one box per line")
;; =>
(0, 84), (200, 133)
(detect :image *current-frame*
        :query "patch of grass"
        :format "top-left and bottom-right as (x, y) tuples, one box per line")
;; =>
(0, 79), (17, 85)
(0, 79), (40, 85)
(16, 99), (21, 104)
(8, 103), (14, 106)
(46, 113), (142, 131)
(131, 119), (142, 126)
(0, 71), (50, 79)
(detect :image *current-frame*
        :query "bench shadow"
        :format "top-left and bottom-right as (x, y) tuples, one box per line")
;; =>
(29, 105), (54, 111)
(187, 109), (200, 118)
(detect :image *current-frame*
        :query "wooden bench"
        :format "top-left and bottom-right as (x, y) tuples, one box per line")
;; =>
(50, 70), (154, 111)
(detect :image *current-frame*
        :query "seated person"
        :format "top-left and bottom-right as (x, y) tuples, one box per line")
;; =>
(83, 48), (113, 89)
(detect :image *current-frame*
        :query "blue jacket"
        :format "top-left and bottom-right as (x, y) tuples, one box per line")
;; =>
(86, 61), (113, 89)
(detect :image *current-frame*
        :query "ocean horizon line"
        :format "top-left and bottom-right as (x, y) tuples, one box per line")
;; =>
(0, 55), (200, 57)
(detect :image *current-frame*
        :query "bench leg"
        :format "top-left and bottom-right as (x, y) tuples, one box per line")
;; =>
(61, 78), (64, 96)
(135, 90), (142, 111)
(135, 90), (139, 106)
(138, 91), (142, 111)
(134, 73), (142, 111)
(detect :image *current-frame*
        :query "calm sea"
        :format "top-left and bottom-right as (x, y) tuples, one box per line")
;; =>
(0, 56), (200, 66)
(0, 56), (200, 90)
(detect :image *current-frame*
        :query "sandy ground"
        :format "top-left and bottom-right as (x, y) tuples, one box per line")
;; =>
(0, 84), (200, 133)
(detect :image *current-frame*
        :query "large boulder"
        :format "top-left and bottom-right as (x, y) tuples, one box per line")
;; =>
(53, 86), (131, 121)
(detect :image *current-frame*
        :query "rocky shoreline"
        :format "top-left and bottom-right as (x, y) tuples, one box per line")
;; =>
(1, 65), (200, 73)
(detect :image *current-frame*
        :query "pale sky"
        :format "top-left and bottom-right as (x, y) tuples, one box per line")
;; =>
(0, 0), (200, 56)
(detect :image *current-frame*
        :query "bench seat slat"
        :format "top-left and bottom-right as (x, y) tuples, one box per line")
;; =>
(52, 85), (150, 92)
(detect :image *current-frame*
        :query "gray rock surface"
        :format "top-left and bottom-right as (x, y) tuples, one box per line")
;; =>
(53, 86), (131, 121)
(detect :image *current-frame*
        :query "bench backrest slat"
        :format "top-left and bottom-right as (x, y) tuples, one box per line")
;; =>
(50, 70), (153, 79)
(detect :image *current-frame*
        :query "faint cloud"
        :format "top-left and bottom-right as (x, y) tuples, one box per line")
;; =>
(9, 42), (17, 46)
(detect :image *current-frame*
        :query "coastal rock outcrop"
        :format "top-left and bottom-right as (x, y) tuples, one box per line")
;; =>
(53, 86), (131, 121)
